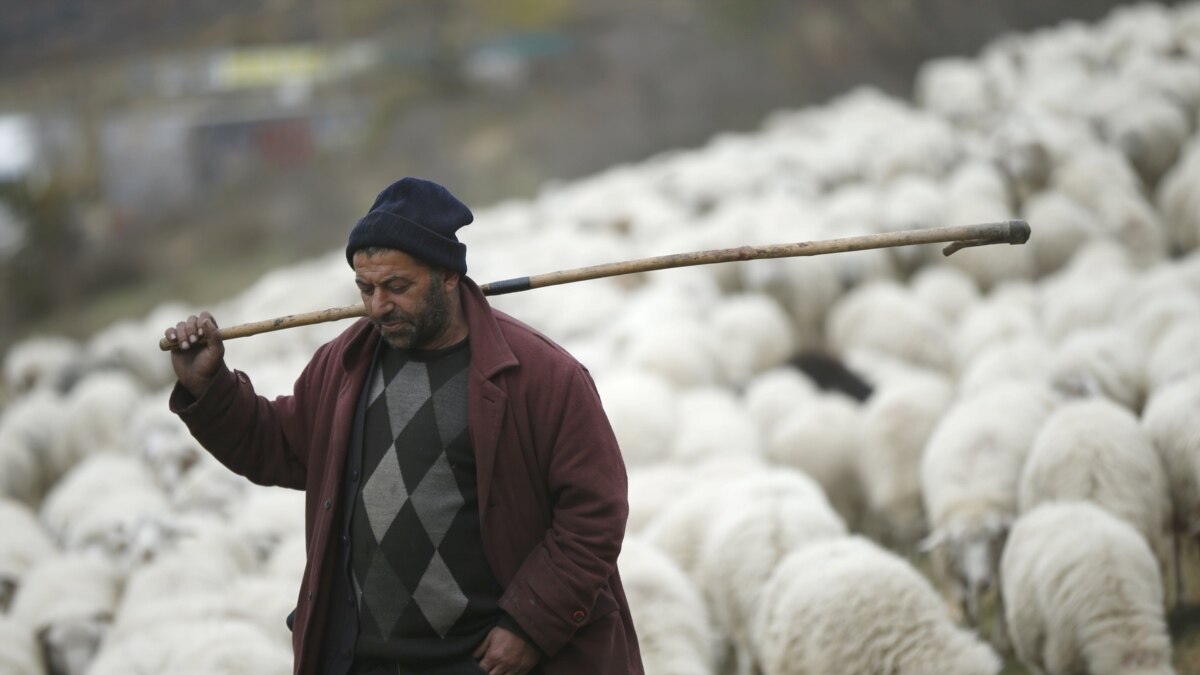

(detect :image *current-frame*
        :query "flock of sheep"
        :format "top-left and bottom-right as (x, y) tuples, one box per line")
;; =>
(3, 2), (1200, 674)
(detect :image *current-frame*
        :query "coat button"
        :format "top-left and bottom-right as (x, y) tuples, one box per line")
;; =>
(572, 610), (586, 623)
(324, 499), (332, 510)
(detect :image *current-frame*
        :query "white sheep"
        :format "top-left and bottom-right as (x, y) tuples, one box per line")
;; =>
(915, 56), (995, 128)
(941, 160), (1033, 289)
(764, 392), (866, 529)
(858, 371), (954, 550)
(125, 390), (204, 490)
(670, 387), (762, 464)
(1142, 374), (1200, 601)
(619, 317), (723, 389)
(2, 335), (82, 396)
(741, 366), (817, 440)
(908, 264), (981, 323)
(697, 475), (845, 675)
(0, 615), (45, 675)
(876, 175), (950, 274)
(639, 461), (784, 582)
(46, 370), (143, 483)
(920, 379), (1060, 642)
(39, 453), (170, 565)
(1018, 398), (1173, 598)
(596, 369), (679, 467)
(1146, 319), (1200, 394)
(87, 618), (293, 675)
(707, 293), (795, 387)
(0, 390), (63, 506)
(1050, 325), (1147, 411)
(1157, 137), (1200, 256)
(826, 280), (953, 373)
(0, 497), (57, 613)
(1002, 501), (1176, 675)
(627, 463), (696, 535)
(957, 335), (1055, 398)
(1020, 190), (1102, 276)
(1052, 146), (1168, 268)
(618, 537), (718, 675)
(754, 536), (1001, 675)
(1089, 80), (1189, 189)
(1037, 261), (1132, 341)
(9, 553), (122, 675)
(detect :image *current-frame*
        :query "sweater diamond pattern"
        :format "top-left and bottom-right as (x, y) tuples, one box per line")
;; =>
(352, 342), (491, 648)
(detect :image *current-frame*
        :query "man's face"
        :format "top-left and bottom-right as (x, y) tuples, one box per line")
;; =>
(353, 249), (456, 349)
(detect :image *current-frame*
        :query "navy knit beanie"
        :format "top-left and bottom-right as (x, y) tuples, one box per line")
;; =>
(345, 177), (473, 274)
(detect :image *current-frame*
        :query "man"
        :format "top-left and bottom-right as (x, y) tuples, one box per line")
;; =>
(165, 177), (643, 675)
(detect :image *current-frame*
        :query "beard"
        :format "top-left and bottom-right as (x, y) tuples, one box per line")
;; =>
(374, 273), (452, 349)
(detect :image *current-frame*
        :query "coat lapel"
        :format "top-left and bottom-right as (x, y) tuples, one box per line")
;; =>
(460, 277), (519, 525)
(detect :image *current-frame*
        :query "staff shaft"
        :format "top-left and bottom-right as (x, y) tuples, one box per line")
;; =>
(158, 219), (1029, 351)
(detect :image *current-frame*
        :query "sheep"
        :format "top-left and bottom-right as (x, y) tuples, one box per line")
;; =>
(627, 464), (696, 535)
(1096, 93), (1190, 190)
(1002, 501), (1176, 675)
(228, 485), (307, 565)
(1144, 313), (1200, 395)
(785, 350), (874, 402)
(1141, 374), (1200, 602)
(876, 174), (950, 274)
(697, 477), (845, 675)
(87, 619), (293, 675)
(1037, 261), (1132, 341)
(0, 498), (57, 613)
(46, 370), (143, 483)
(915, 57), (996, 129)
(741, 366), (817, 440)
(0, 390), (63, 506)
(826, 280), (953, 373)
(1018, 399), (1173, 600)
(1050, 325), (1147, 411)
(754, 536), (1001, 675)
(670, 387), (762, 464)
(9, 554), (122, 675)
(920, 379), (1060, 644)
(764, 392), (867, 529)
(909, 264), (981, 323)
(639, 462), (795, 582)
(125, 391), (204, 490)
(708, 293), (795, 387)
(0, 615), (45, 675)
(2, 335), (82, 396)
(619, 316), (723, 390)
(858, 371), (954, 550)
(941, 160), (1034, 289)
(110, 521), (261, 640)
(1156, 137), (1200, 256)
(818, 185), (897, 287)
(1052, 146), (1168, 268)
(957, 335), (1055, 397)
(618, 537), (718, 675)
(596, 369), (679, 467)
(169, 451), (250, 517)
(38, 453), (170, 565)
(1019, 190), (1102, 276)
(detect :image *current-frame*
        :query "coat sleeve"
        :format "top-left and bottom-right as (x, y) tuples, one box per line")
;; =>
(497, 364), (629, 656)
(168, 352), (325, 490)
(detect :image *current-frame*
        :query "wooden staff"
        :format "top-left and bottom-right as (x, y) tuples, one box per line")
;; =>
(159, 219), (1030, 351)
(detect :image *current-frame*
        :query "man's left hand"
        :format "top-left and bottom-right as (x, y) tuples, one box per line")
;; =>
(473, 625), (540, 675)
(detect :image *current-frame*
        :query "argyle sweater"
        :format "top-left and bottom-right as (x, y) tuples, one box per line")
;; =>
(326, 338), (525, 673)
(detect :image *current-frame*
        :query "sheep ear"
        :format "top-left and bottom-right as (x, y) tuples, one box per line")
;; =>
(917, 530), (945, 554)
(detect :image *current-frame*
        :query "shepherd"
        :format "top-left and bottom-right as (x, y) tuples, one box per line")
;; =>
(164, 176), (643, 675)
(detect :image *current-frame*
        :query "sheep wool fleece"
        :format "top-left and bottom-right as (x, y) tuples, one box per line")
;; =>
(169, 277), (644, 675)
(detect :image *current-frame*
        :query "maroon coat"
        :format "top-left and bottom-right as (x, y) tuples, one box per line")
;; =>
(171, 278), (643, 675)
